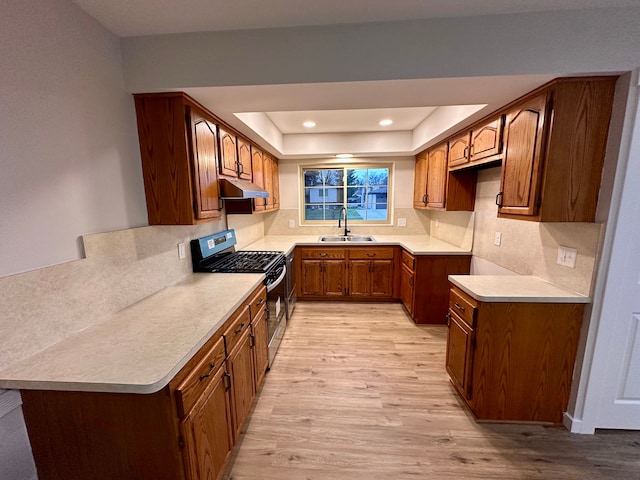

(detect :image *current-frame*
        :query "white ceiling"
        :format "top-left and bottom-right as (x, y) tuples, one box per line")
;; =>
(71, 0), (633, 157)
(72, 0), (640, 37)
(265, 107), (438, 134)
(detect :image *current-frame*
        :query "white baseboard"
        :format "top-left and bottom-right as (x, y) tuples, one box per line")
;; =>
(0, 389), (22, 419)
(563, 412), (595, 434)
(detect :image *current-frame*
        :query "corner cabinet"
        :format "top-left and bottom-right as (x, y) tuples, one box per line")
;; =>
(445, 286), (585, 424)
(413, 141), (477, 212)
(21, 284), (269, 480)
(134, 93), (222, 225)
(400, 252), (471, 324)
(497, 77), (617, 222)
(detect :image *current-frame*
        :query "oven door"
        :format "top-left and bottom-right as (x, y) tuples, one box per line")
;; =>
(266, 264), (287, 367)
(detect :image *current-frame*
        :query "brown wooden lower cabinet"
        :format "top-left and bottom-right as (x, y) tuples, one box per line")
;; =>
(401, 252), (472, 324)
(445, 285), (585, 424)
(20, 284), (268, 480)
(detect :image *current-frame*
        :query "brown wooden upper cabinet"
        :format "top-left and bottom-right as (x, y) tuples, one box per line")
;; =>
(497, 77), (616, 222)
(251, 147), (266, 212)
(218, 126), (239, 177)
(236, 137), (253, 181)
(414, 142), (476, 211)
(448, 117), (504, 169)
(133, 93), (222, 225)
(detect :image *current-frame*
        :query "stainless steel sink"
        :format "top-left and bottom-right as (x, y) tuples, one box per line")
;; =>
(318, 235), (376, 242)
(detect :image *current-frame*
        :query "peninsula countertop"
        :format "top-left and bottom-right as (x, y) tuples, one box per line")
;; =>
(448, 275), (591, 303)
(0, 273), (264, 394)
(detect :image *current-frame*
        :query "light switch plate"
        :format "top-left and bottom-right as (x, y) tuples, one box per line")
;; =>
(178, 242), (186, 260)
(397, 217), (407, 227)
(494, 232), (502, 246)
(557, 246), (577, 268)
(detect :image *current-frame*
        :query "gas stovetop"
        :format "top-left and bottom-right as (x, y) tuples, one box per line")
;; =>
(203, 250), (284, 273)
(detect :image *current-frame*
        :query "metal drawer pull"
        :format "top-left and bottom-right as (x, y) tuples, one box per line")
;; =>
(249, 334), (255, 348)
(224, 372), (231, 391)
(319, 252), (328, 257)
(454, 302), (466, 312)
(367, 253), (376, 257)
(256, 298), (265, 307)
(234, 322), (246, 334)
(199, 362), (216, 381)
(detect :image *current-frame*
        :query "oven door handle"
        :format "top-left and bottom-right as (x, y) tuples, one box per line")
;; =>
(267, 265), (287, 293)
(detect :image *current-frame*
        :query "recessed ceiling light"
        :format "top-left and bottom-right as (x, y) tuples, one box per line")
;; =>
(379, 119), (393, 126)
(335, 153), (354, 158)
(303, 121), (316, 128)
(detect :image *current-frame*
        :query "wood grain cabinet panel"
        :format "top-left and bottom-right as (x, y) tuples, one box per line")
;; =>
(414, 141), (476, 212)
(251, 147), (266, 212)
(448, 132), (471, 168)
(445, 286), (585, 424)
(226, 327), (255, 440)
(469, 116), (503, 163)
(497, 77), (617, 222)
(236, 137), (252, 180)
(399, 263), (415, 317)
(250, 308), (269, 388)
(218, 126), (239, 178)
(133, 93), (223, 225)
(413, 151), (428, 208)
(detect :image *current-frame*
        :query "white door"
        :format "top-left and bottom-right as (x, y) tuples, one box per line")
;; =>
(577, 72), (640, 432)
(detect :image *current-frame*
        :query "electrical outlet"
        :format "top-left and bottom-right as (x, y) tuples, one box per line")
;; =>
(288, 219), (295, 228)
(397, 217), (407, 227)
(494, 232), (502, 246)
(435, 219), (440, 227)
(178, 242), (186, 260)
(557, 246), (577, 268)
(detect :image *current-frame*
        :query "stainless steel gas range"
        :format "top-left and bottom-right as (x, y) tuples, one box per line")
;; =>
(190, 229), (287, 367)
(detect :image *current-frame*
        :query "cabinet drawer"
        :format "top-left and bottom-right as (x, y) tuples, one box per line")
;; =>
(223, 306), (251, 354)
(299, 248), (346, 259)
(449, 287), (477, 327)
(401, 250), (415, 271)
(349, 247), (395, 260)
(175, 336), (226, 418)
(246, 284), (267, 319)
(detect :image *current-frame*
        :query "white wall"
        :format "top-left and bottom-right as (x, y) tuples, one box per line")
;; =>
(0, 0), (148, 278)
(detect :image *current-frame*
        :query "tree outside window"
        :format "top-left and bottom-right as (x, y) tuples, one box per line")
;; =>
(302, 166), (390, 223)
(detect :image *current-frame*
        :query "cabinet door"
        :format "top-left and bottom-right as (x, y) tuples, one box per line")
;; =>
(227, 329), (255, 439)
(448, 132), (470, 167)
(251, 309), (269, 388)
(218, 126), (239, 177)
(237, 137), (252, 181)
(498, 93), (548, 216)
(191, 113), (222, 220)
(251, 147), (266, 212)
(271, 158), (280, 210)
(426, 142), (448, 209)
(300, 260), (323, 296)
(470, 116), (503, 163)
(263, 153), (274, 210)
(181, 367), (233, 480)
(446, 312), (474, 400)
(399, 264), (414, 317)
(348, 260), (371, 297)
(324, 260), (345, 297)
(413, 152), (428, 208)
(370, 260), (394, 297)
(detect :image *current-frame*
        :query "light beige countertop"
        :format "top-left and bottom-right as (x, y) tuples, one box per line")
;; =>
(243, 235), (471, 256)
(0, 273), (264, 394)
(448, 275), (591, 303)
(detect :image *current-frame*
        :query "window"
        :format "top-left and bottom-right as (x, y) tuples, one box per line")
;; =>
(301, 165), (391, 224)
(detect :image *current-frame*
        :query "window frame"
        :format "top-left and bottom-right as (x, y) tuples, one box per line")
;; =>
(299, 163), (394, 226)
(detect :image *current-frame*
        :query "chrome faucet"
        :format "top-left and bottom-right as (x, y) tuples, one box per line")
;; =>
(338, 207), (350, 236)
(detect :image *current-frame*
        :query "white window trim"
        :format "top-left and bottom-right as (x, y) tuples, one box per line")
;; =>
(299, 162), (394, 226)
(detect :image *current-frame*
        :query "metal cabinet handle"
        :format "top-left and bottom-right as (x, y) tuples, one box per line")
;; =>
(496, 192), (503, 208)
(367, 253), (376, 257)
(422, 194), (427, 205)
(446, 313), (451, 327)
(199, 362), (216, 381)
(256, 298), (265, 307)
(463, 145), (470, 158)
(234, 322), (246, 334)
(319, 253), (328, 257)
(454, 302), (466, 312)
(249, 333), (255, 348)
(224, 372), (231, 391)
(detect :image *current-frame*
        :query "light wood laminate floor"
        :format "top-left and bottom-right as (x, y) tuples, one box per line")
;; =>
(225, 302), (640, 479)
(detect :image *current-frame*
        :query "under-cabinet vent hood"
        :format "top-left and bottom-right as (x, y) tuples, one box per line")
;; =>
(219, 178), (269, 199)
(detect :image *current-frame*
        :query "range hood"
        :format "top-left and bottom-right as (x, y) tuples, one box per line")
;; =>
(219, 178), (269, 199)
